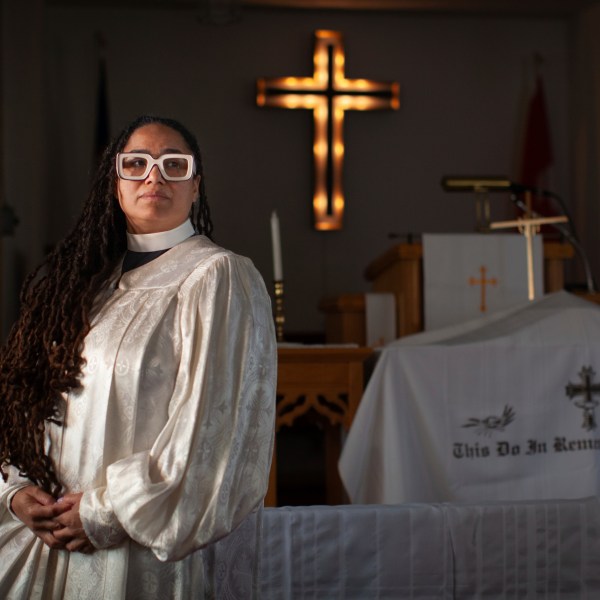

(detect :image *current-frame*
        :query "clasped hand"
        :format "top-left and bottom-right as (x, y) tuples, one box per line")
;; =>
(10, 485), (95, 553)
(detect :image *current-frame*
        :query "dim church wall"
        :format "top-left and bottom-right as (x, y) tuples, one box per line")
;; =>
(3, 5), (570, 335)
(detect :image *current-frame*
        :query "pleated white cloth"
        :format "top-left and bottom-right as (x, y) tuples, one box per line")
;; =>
(0, 235), (276, 599)
(256, 498), (600, 599)
(260, 503), (449, 599)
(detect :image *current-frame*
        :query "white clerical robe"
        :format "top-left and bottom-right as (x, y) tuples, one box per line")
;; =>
(0, 235), (276, 599)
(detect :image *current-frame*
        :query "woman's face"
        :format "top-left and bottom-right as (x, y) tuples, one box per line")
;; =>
(116, 123), (200, 234)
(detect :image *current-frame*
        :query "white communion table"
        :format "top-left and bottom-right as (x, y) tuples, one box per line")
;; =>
(339, 291), (600, 506)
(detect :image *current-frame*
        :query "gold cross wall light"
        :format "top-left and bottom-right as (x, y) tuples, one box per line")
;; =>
(257, 30), (400, 231)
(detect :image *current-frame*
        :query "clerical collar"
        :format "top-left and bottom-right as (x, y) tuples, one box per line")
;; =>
(126, 220), (195, 252)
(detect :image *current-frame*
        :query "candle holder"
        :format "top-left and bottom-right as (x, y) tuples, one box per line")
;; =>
(273, 280), (285, 342)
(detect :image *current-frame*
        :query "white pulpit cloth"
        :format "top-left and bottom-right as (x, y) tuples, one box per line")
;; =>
(423, 233), (543, 330)
(339, 291), (600, 505)
(365, 292), (396, 347)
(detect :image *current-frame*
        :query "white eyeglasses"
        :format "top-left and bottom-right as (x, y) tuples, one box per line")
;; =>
(116, 152), (195, 181)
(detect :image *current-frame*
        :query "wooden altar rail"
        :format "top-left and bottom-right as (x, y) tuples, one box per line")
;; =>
(320, 241), (575, 345)
(264, 346), (373, 507)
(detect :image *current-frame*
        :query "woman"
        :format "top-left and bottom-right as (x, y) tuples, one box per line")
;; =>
(0, 115), (276, 597)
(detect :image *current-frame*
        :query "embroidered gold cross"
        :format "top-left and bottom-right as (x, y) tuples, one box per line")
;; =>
(469, 265), (497, 312)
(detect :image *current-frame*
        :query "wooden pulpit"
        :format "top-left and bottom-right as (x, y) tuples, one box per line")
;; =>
(320, 241), (575, 345)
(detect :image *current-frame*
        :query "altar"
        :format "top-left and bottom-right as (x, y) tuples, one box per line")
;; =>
(339, 291), (600, 505)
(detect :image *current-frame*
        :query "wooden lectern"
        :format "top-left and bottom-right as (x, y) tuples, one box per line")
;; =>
(265, 346), (373, 507)
(320, 241), (575, 345)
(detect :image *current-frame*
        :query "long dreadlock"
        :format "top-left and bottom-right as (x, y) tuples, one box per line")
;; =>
(0, 115), (213, 496)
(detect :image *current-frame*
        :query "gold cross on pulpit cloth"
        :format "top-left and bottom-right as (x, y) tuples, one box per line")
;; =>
(490, 211), (568, 300)
(469, 265), (497, 313)
(256, 29), (400, 231)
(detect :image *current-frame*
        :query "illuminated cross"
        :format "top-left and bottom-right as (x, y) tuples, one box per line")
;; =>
(469, 265), (497, 313)
(256, 30), (400, 231)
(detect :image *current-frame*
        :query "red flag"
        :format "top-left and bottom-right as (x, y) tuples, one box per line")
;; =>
(520, 76), (553, 186)
(519, 75), (556, 229)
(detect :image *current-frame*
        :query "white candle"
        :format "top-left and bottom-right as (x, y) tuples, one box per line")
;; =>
(270, 211), (283, 281)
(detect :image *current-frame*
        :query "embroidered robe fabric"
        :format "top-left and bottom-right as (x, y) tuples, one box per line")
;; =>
(0, 235), (276, 599)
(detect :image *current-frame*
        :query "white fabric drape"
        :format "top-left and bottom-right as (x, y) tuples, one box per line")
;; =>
(365, 292), (396, 347)
(423, 233), (543, 330)
(341, 291), (600, 506)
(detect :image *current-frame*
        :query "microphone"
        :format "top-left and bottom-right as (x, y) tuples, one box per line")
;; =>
(503, 182), (555, 198)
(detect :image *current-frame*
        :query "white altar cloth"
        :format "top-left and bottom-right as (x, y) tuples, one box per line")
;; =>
(210, 498), (600, 598)
(339, 291), (600, 505)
